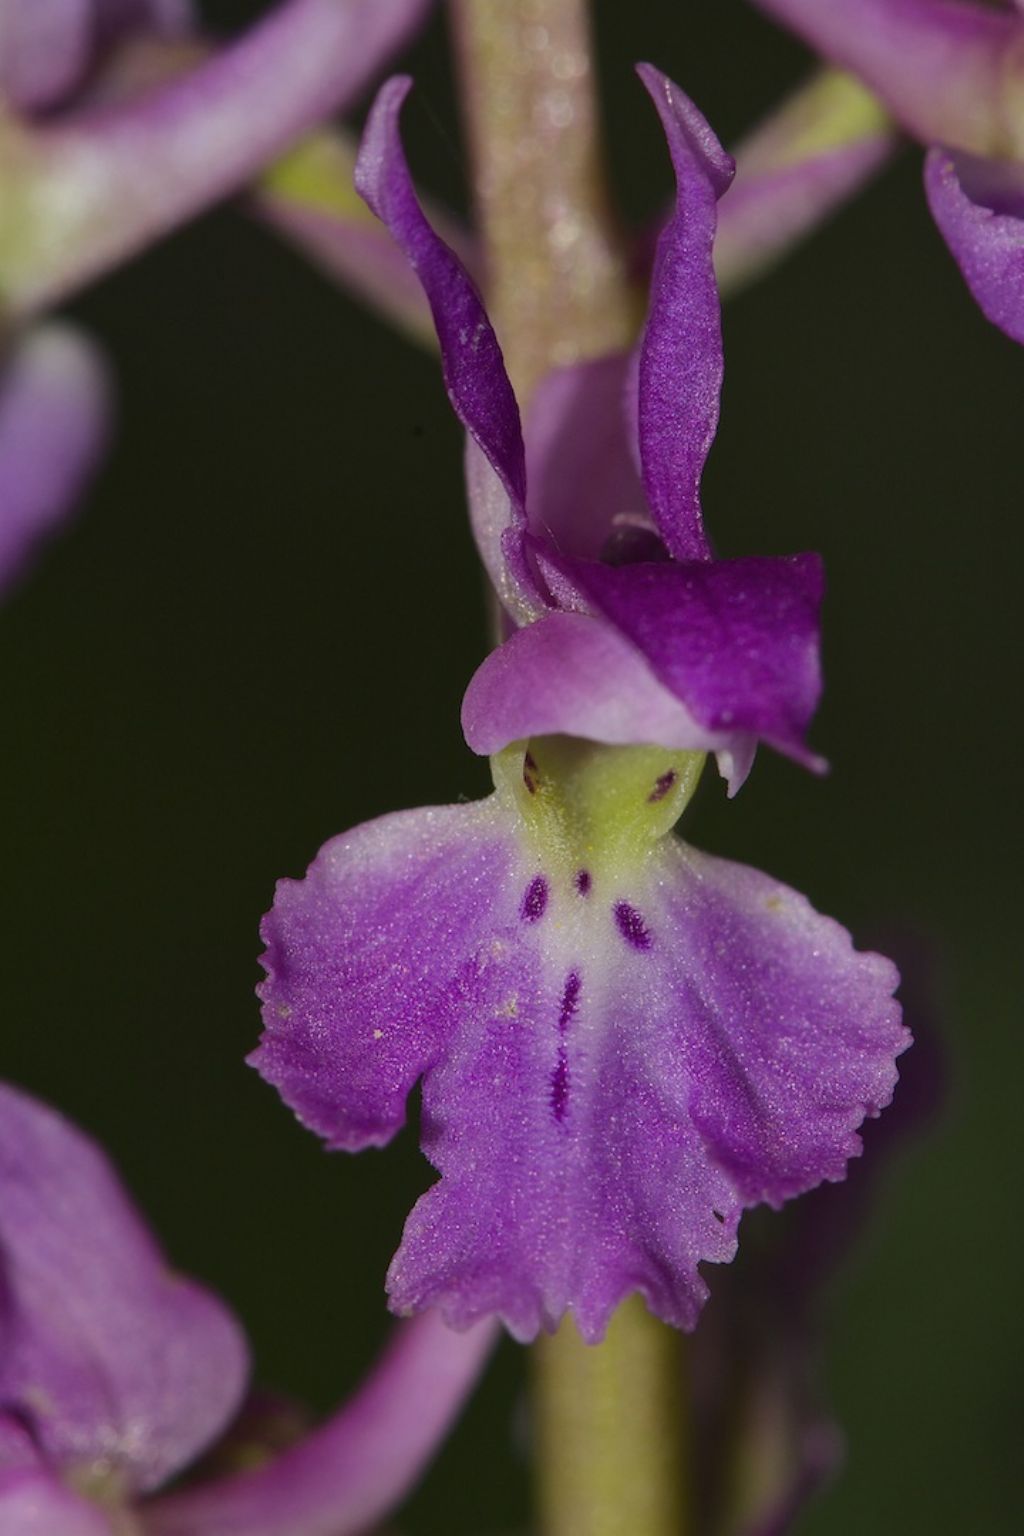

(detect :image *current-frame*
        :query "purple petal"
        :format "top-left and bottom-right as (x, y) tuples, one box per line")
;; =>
(554, 553), (826, 775)
(254, 766), (905, 1342)
(2, 0), (433, 316)
(0, 325), (111, 599)
(634, 64), (734, 563)
(716, 70), (896, 296)
(253, 128), (479, 347)
(147, 1311), (497, 1536)
(523, 353), (650, 562)
(461, 612), (757, 791)
(0, 1468), (114, 1536)
(0, 1083), (249, 1494)
(924, 146), (1024, 343)
(750, 0), (1021, 157)
(355, 76), (526, 515)
(253, 800), (519, 1150)
(0, 1), (94, 111)
(0, 1), (191, 114)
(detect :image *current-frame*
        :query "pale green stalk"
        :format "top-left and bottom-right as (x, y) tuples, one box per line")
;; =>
(449, 5), (688, 1533)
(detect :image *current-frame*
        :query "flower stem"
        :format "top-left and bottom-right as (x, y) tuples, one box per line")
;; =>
(533, 1298), (690, 1536)
(449, 0), (635, 401)
(450, 5), (688, 1532)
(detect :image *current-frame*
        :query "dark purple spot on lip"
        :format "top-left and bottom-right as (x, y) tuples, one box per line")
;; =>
(648, 770), (677, 804)
(574, 869), (592, 896)
(550, 1047), (570, 1123)
(614, 900), (652, 951)
(523, 752), (539, 795)
(559, 971), (581, 1030)
(520, 874), (548, 922)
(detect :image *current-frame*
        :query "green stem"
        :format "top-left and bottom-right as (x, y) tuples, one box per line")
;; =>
(449, 5), (688, 1532)
(533, 1298), (690, 1536)
(449, 0), (635, 401)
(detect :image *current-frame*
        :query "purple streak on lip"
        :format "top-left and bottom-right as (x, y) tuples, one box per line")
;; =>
(520, 875), (549, 923)
(648, 770), (677, 803)
(147, 1312), (498, 1536)
(7, 0), (434, 318)
(575, 869), (592, 897)
(615, 901), (652, 952)
(552, 972), (581, 1125)
(559, 972), (581, 1029)
(550, 1050), (570, 1125)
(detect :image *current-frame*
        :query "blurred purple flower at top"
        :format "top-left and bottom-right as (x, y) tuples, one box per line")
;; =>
(0, 0), (193, 115)
(252, 68), (909, 1346)
(751, 0), (1024, 342)
(0, 1081), (494, 1536)
(0, 0), (433, 595)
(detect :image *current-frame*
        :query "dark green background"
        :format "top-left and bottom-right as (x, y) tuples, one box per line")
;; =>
(2, 2), (1020, 1531)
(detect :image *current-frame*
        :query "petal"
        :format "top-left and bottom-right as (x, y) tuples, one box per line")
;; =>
(254, 759), (905, 1344)
(0, 1), (93, 112)
(550, 553), (826, 775)
(253, 128), (479, 347)
(355, 77), (526, 513)
(147, 1311), (497, 1536)
(924, 146), (1024, 344)
(461, 611), (757, 792)
(253, 800), (520, 1150)
(391, 836), (903, 1341)
(0, 1468), (114, 1536)
(0, 0), (433, 316)
(750, 0), (1022, 158)
(0, 1083), (249, 1494)
(634, 64), (734, 563)
(0, 325), (111, 599)
(716, 70), (896, 298)
(523, 353), (649, 562)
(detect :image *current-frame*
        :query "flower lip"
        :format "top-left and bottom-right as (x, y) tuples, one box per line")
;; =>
(253, 751), (906, 1343)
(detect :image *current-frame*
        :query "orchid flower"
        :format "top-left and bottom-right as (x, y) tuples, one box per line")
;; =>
(251, 66), (909, 1346)
(0, 1081), (494, 1536)
(751, 0), (1024, 342)
(0, 0), (433, 593)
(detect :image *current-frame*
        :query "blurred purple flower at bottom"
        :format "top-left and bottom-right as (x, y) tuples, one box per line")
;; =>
(0, 1082), (495, 1536)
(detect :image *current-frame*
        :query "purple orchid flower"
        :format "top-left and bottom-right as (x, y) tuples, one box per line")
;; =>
(750, 0), (1024, 343)
(251, 67), (909, 1346)
(0, 1081), (495, 1536)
